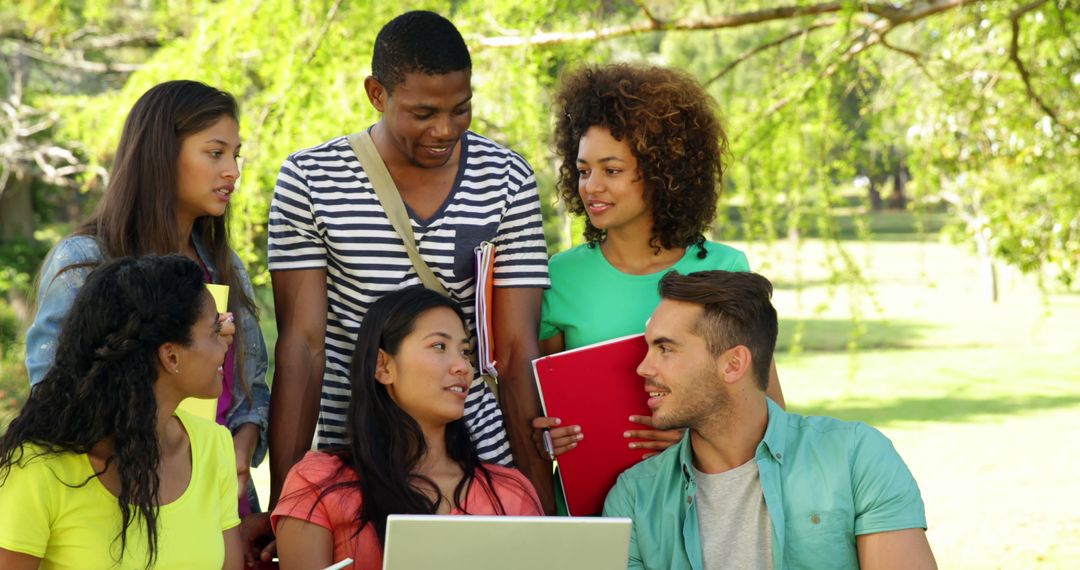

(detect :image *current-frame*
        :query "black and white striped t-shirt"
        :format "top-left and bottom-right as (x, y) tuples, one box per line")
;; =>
(267, 131), (550, 465)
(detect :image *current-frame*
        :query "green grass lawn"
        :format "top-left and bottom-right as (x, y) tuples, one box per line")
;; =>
(749, 236), (1080, 569)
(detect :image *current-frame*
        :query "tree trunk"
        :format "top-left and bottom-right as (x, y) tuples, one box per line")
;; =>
(0, 169), (35, 242)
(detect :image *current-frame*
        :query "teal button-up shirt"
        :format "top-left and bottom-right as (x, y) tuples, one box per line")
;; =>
(602, 399), (926, 569)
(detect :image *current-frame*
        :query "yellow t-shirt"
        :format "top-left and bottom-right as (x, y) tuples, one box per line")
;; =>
(0, 410), (240, 569)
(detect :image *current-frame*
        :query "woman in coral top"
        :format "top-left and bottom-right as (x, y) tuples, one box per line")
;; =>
(272, 286), (541, 569)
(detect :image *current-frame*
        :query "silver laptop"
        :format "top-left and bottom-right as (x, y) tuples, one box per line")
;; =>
(382, 515), (631, 570)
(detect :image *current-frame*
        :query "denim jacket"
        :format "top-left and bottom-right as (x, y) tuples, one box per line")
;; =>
(25, 234), (270, 467)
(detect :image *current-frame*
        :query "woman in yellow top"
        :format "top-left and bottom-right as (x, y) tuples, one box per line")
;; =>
(0, 255), (243, 569)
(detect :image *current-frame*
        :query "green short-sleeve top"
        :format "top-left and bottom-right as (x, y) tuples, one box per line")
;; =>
(540, 241), (750, 350)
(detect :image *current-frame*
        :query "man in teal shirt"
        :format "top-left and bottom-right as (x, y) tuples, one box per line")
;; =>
(603, 270), (936, 569)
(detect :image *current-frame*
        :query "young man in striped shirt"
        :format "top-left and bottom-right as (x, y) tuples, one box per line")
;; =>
(265, 10), (553, 522)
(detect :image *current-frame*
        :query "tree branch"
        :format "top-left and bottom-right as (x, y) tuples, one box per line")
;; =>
(705, 19), (837, 86)
(475, 0), (978, 48)
(1007, 0), (1078, 136)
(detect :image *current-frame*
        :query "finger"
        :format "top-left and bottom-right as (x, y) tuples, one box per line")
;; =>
(642, 452), (658, 459)
(552, 441), (578, 456)
(260, 539), (277, 561)
(628, 415), (658, 427)
(531, 417), (562, 429)
(624, 429), (683, 442)
(628, 440), (676, 451)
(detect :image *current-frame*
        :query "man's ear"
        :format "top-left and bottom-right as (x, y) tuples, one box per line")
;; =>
(719, 345), (753, 386)
(157, 342), (180, 375)
(364, 76), (388, 113)
(374, 349), (394, 386)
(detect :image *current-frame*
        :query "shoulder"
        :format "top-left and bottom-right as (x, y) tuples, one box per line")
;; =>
(465, 132), (534, 179)
(286, 136), (354, 165)
(698, 241), (749, 271)
(176, 410), (233, 454)
(289, 451), (350, 484)
(0, 444), (83, 486)
(279, 136), (359, 180)
(46, 236), (103, 268)
(549, 244), (597, 273)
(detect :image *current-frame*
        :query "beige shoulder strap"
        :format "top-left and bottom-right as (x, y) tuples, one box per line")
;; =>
(347, 131), (449, 297)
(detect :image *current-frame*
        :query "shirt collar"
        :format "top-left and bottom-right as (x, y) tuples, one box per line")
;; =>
(759, 397), (789, 464)
(678, 396), (790, 482)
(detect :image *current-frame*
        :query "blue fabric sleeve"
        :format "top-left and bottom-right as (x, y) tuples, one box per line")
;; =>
(224, 251), (270, 468)
(851, 423), (928, 535)
(602, 474), (644, 570)
(24, 237), (101, 385)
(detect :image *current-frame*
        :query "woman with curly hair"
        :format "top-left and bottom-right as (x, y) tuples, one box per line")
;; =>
(272, 286), (541, 569)
(24, 80), (269, 516)
(0, 255), (243, 569)
(533, 64), (785, 505)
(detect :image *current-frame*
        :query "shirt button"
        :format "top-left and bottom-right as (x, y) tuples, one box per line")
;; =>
(774, 453), (782, 460)
(811, 514), (821, 524)
(687, 496), (692, 505)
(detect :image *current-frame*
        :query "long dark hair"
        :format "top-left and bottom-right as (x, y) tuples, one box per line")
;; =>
(68, 79), (256, 396)
(0, 254), (206, 568)
(307, 287), (513, 543)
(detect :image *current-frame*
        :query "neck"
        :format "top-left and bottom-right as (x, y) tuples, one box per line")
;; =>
(417, 422), (451, 472)
(690, 392), (769, 473)
(601, 223), (685, 275)
(153, 376), (185, 450)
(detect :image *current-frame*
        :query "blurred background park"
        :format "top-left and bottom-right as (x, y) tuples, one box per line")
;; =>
(0, 1), (1077, 567)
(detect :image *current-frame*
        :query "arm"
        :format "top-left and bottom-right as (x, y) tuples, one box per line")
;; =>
(25, 238), (97, 385)
(268, 268), (328, 507)
(226, 255), (271, 468)
(857, 529), (936, 570)
(275, 517), (334, 570)
(766, 359), (785, 409)
(222, 527), (244, 570)
(0, 549), (39, 570)
(492, 286), (554, 515)
(232, 423), (259, 503)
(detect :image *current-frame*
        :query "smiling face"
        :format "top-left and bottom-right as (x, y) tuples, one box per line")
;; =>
(169, 292), (228, 400)
(377, 306), (473, 430)
(175, 116), (241, 224)
(367, 70), (473, 169)
(637, 299), (730, 431)
(576, 126), (652, 235)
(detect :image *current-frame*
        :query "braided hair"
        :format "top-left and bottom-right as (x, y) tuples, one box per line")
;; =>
(0, 254), (206, 568)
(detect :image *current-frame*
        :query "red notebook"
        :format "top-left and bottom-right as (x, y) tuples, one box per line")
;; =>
(533, 334), (651, 516)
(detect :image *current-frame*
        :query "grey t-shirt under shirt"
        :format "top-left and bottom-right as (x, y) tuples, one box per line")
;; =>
(694, 459), (773, 570)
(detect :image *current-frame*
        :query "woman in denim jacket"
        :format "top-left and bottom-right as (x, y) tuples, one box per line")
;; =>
(24, 80), (269, 513)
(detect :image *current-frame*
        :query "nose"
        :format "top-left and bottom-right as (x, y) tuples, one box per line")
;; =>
(431, 114), (456, 141)
(223, 156), (240, 181)
(636, 350), (654, 379)
(451, 353), (472, 377)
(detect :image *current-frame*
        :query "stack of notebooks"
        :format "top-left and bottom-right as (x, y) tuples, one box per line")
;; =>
(474, 241), (498, 378)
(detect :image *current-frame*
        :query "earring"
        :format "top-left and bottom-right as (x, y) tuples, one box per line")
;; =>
(174, 368), (180, 374)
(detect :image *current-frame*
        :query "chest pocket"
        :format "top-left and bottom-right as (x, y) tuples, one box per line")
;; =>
(784, 509), (857, 569)
(453, 223), (499, 280)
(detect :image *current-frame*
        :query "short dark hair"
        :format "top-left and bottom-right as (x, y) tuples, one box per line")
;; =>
(659, 271), (777, 390)
(371, 11), (471, 93)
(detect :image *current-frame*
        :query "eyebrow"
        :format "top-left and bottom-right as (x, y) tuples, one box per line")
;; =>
(410, 95), (473, 112)
(577, 156), (627, 164)
(650, 336), (678, 347)
(204, 138), (241, 149)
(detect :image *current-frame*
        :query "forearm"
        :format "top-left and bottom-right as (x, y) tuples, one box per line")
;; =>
(268, 344), (324, 507)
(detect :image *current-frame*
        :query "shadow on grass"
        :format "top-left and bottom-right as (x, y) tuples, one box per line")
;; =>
(777, 318), (942, 352)
(793, 394), (1080, 427)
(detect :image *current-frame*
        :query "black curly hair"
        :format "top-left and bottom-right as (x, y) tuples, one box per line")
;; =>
(0, 254), (207, 568)
(553, 63), (730, 257)
(372, 10), (471, 94)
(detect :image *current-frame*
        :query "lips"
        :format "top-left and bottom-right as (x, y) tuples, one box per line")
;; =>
(445, 383), (469, 399)
(645, 382), (669, 410)
(214, 185), (234, 202)
(586, 199), (612, 215)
